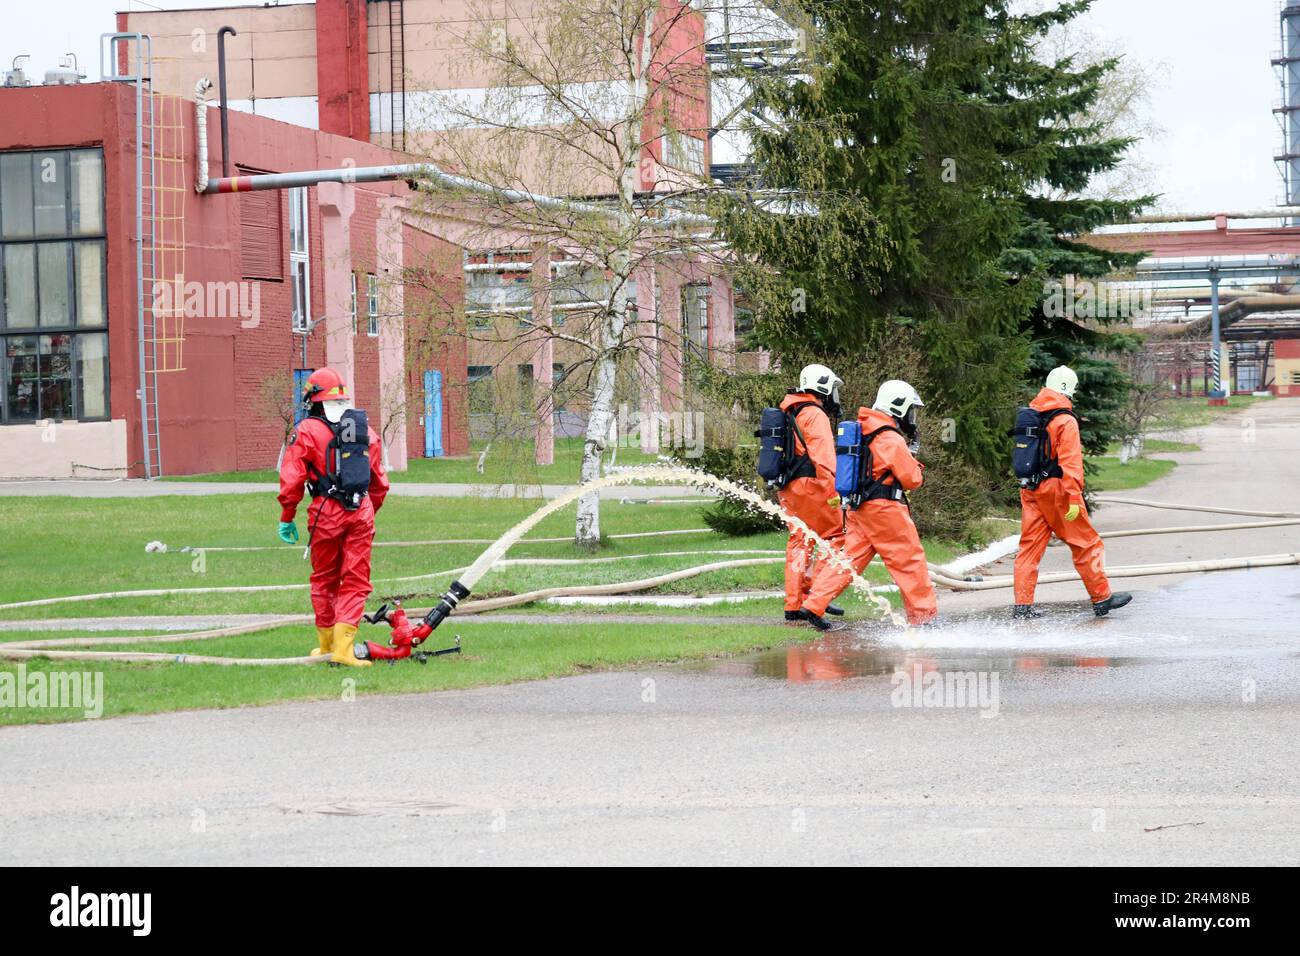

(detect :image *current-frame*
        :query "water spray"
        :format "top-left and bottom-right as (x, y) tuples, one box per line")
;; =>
(353, 464), (907, 658)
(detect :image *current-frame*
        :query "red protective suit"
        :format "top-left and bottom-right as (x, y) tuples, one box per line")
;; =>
(803, 407), (937, 626)
(775, 393), (845, 612)
(278, 415), (390, 629)
(1013, 388), (1112, 604)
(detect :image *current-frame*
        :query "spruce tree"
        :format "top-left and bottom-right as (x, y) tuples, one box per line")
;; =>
(716, 0), (1153, 473)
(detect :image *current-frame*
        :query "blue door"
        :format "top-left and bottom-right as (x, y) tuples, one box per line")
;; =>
(293, 368), (314, 424)
(423, 369), (444, 458)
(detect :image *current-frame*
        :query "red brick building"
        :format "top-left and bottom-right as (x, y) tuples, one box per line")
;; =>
(0, 79), (467, 478)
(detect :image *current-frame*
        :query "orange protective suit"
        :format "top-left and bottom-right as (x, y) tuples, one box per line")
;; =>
(1012, 388), (1112, 604)
(775, 392), (845, 612)
(803, 407), (938, 625)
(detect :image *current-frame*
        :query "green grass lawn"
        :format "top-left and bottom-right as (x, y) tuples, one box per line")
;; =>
(164, 437), (666, 485)
(0, 492), (961, 622)
(1084, 455), (1178, 492)
(1104, 438), (1199, 455)
(0, 619), (800, 725)
(1148, 393), (1272, 433)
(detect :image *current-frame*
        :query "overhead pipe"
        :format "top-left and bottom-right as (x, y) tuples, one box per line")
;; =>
(216, 26), (236, 178)
(200, 161), (712, 229)
(1124, 208), (1300, 224)
(1159, 293), (1300, 339)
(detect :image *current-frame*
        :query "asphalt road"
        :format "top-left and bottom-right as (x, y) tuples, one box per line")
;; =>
(1, 399), (1297, 865)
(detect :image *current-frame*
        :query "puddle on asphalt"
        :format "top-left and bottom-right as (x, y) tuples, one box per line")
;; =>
(702, 566), (1300, 681)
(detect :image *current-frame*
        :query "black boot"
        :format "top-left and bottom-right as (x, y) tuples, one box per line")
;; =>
(1093, 592), (1133, 617)
(795, 609), (835, 631)
(1012, 604), (1043, 620)
(784, 610), (801, 622)
(824, 603), (845, 617)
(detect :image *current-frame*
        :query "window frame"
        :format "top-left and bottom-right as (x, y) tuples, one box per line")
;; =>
(1, 147), (109, 425)
(349, 271), (358, 335)
(366, 273), (379, 337)
(681, 282), (710, 356)
(289, 186), (311, 332)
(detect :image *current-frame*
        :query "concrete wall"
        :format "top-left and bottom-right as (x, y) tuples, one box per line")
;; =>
(0, 421), (129, 480)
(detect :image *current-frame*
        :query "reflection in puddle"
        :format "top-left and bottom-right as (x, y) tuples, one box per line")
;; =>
(711, 632), (1135, 683)
(709, 566), (1300, 682)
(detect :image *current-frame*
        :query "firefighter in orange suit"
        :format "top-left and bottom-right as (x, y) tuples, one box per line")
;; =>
(778, 364), (848, 623)
(1012, 366), (1131, 618)
(800, 380), (938, 629)
(277, 367), (390, 666)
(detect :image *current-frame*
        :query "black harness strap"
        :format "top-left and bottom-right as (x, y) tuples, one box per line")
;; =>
(784, 401), (820, 484)
(1033, 408), (1075, 486)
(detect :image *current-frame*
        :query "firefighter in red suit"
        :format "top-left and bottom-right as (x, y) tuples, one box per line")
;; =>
(277, 368), (389, 667)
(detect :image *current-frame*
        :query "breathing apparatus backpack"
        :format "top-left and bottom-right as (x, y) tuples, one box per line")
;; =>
(834, 420), (907, 509)
(307, 408), (373, 511)
(1012, 406), (1075, 490)
(755, 400), (820, 489)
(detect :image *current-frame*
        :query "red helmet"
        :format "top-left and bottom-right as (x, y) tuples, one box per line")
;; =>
(303, 367), (349, 404)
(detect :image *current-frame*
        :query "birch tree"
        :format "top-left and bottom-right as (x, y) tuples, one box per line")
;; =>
(405, 0), (727, 546)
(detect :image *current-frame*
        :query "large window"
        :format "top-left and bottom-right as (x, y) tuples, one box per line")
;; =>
(289, 186), (310, 331)
(467, 365), (494, 414)
(682, 283), (709, 357)
(0, 148), (108, 423)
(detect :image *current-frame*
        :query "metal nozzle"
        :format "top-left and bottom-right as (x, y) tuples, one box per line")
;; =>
(422, 580), (470, 631)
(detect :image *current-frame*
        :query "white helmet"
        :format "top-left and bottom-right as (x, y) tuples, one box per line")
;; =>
(798, 364), (843, 404)
(1045, 365), (1078, 398)
(873, 379), (924, 425)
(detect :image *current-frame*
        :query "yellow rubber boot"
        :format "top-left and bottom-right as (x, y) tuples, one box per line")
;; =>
(330, 621), (370, 667)
(310, 625), (333, 657)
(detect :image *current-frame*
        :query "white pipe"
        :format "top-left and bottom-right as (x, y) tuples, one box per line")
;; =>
(194, 77), (213, 194)
(1099, 519), (1300, 540)
(1095, 496), (1300, 519)
(932, 553), (1300, 591)
(0, 548), (772, 611)
(183, 527), (717, 554)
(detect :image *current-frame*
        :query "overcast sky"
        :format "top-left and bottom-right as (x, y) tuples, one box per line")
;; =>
(6, 0), (1286, 212)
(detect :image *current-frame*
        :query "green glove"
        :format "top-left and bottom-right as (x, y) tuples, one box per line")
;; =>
(278, 520), (299, 544)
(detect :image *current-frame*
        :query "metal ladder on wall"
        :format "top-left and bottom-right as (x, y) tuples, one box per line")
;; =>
(388, 0), (407, 152)
(101, 34), (188, 478)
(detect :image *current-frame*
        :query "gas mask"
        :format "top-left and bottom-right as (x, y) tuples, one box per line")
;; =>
(900, 406), (920, 454)
(900, 406), (918, 438)
(322, 399), (352, 424)
(822, 384), (842, 422)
